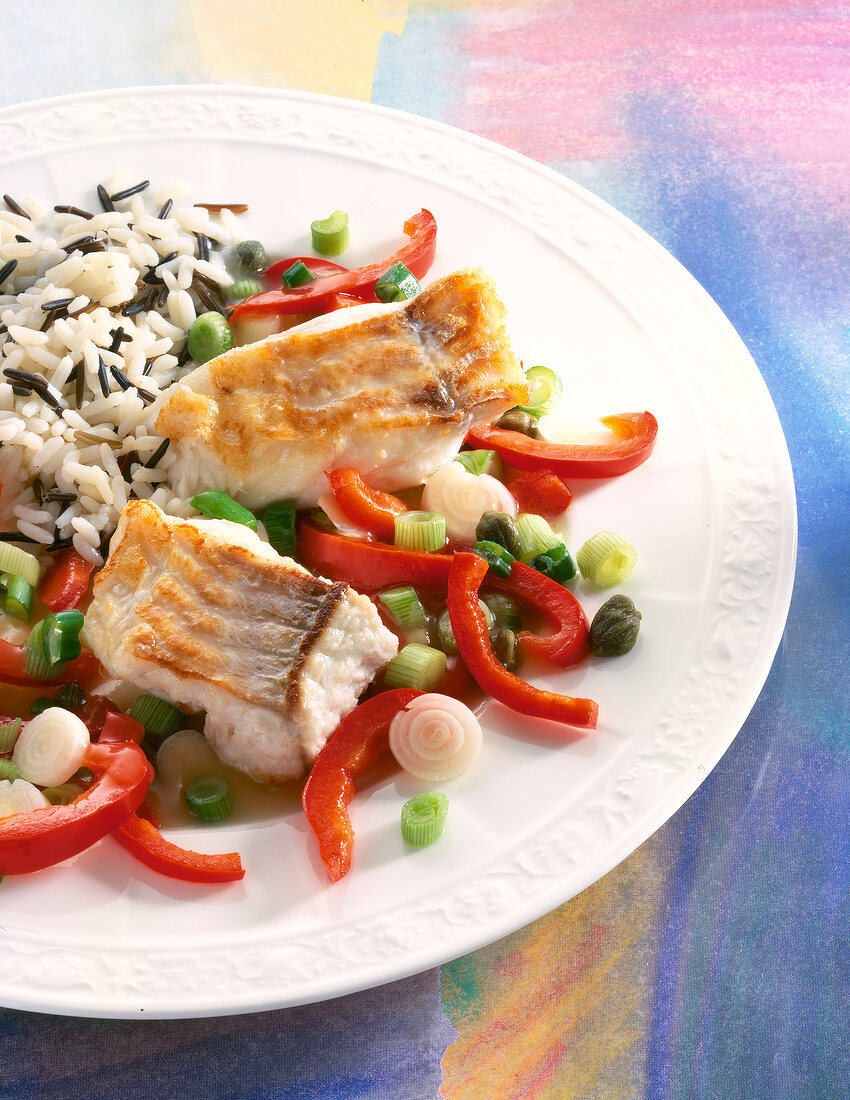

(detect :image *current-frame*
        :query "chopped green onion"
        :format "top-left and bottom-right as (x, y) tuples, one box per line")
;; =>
(516, 365), (563, 418)
(394, 511), (446, 553)
(226, 276), (263, 303)
(262, 500), (297, 556)
(0, 543), (40, 587)
(191, 490), (258, 531)
(128, 694), (184, 745)
(0, 719), (22, 755)
(24, 612), (84, 677)
(576, 531), (637, 587)
(233, 239), (269, 275)
(280, 260), (315, 288)
(41, 781), (85, 806)
(374, 262), (421, 303)
(454, 449), (504, 478)
(187, 311), (232, 365)
(516, 512), (562, 562)
(438, 601), (494, 655)
(530, 544), (577, 584)
(377, 586), (428, 642)
(383, 643), (447, 691)
(232, 314), (284, 347)
(482, 593), (523, 632)
(183, 774), (234, 822)
(401, 792), (449, 847)
(0, 759), (21, 781)
(473, 540), (515, 578)
(3, 573), (32, 621)
(310, 210), (350, 256)
(30, 698), (56, 716)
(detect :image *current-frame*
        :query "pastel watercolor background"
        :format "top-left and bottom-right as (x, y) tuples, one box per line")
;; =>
(1, 2), (848, 1098)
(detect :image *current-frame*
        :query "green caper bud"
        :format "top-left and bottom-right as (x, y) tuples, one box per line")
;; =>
(475, 510), (522, 557)
(589, 595), (642, 657)
(438, 602), (494, 654)
(235, 239), (269, 274)
(490, 627), (519, 671)
(495, 408), (542, 438)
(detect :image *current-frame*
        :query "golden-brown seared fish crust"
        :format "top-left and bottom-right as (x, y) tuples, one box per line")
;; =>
(81, 500), (398, 783)
(153, 268), (531, 507)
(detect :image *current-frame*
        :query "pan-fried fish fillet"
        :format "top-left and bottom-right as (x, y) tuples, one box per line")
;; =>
(153, 268), (531, 508)
(81, 500), (398, 783)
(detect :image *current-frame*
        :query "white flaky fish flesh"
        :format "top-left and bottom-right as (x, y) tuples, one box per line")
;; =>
(81, 500), (398, 783)
(153, 268), (532, 508)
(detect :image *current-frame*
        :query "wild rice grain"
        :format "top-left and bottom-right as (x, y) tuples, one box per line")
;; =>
(110, 180), (150, 202)
(3, 195), (30, 219)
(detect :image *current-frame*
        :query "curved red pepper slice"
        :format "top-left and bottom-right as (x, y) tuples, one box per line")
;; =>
(302, 689), (422, 883)
(262, 256), (349, 286)
(230, 209), (438, 320)
(37, 548), (96, 613)
(325, 469), (407, 541)
(298, 514), (453, 592)
(466, 411), (658, 479)
(490, 560), (589, 667)
(447, 552), (598, 729)
(0, 637), (101, 688)
(112, 810), (245, 884)
(0, 740), (151, 875)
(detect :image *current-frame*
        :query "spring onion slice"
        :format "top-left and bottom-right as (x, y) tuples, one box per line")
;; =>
(377, 586), (428, 642)
(516, 365), (563, 418)
(438, 601), (494, 655)
(531, 544), (577, 584)
(128, 694), (184, 745)
(383, 644), (447, 691)
(310, 210), (350, 256)
(191, 490), (258, 531)
(389, 693), (483, 781)
(374, 262), (421, 303)
(0, 759), (21, 782)
(280, 260), (315, 288)
(0, 543), (40, 587)
(516, 513), (562, 562)
(3, 573), (32, 621)
(394, 511), (446, 553)
(576, 531), (637, 587)
(473, 540), (515, 579)
(454, 450), (504, 478)
(23, 612), (83, 677)
(482, 593), (523, 632)
(227, 276), (263, 303)
(12, 707), (90, 787)
(183, 774), (234, 822)
(263, 500), (297, 556)
(401, 792), (449, 847)
(41, 780), (86, 806)
(187, 311), (232, 365)
(0, 719), (22, 755)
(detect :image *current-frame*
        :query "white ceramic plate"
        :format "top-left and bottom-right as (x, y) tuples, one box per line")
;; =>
(0, 87), (796, 1019)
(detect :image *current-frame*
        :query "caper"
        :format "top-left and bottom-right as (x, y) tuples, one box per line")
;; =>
(475, 510), (522, 557)
(234, 239), (269, 274)
(489, 627), (519, 671)
(495, 408), (542, 438)
(588, 595), (642, 657)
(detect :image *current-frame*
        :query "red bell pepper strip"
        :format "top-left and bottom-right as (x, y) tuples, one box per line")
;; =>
(298, 514), (453, 592)
(112, 807), (245, 884)
(325, 469), (407, 541)
(262, 256), (349, 287)
(37, 548), (96, 612)
(465, 411), (658, 479)
(0, 739), (151, 875)
(507, 469), (573, 518)
(0, 637), (100, 688)
(490, 560), (590, 667)
(302, 689), (422, 883)
(230, 209), (438, 320)
(98, 710), (145, 745)
(447, 553), (598, 729)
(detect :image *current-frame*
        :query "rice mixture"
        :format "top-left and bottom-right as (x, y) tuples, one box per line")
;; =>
(0, 177), (243, 569)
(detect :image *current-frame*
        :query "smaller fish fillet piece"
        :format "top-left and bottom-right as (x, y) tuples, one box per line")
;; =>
(81, 500), (398, 783)
(153, 267), (532, 508)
